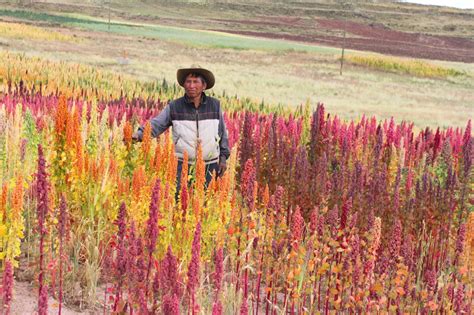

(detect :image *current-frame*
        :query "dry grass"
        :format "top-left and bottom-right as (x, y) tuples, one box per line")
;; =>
(346, 54), (466, 78)
(0, 20), (77, 42)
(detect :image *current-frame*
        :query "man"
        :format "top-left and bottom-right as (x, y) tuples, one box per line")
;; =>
(132, 66), (230, 193)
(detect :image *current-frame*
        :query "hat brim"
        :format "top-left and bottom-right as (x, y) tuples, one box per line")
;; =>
(177, 68), (215, 90)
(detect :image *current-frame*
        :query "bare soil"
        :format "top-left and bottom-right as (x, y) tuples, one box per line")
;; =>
(8, 280), (89, 315)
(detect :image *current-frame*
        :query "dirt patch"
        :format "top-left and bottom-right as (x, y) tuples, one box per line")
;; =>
(212, 17), (474, 63)
(8, 280), (89, 315)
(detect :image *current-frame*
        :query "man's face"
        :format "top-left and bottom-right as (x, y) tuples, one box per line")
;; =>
(184, 75), (206, 99)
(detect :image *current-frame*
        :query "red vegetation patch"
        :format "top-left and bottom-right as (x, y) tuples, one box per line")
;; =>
(213, 17), (474, 62)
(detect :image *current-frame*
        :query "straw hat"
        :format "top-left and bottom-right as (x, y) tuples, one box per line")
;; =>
(177, 65), (215, 90)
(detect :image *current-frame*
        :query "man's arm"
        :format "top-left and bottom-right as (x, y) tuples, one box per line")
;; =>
(218, 106), (230, 161)
(133, 105), (172, 141)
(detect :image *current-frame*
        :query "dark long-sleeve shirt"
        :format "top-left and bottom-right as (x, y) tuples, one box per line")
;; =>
(137, 93), (230, 164)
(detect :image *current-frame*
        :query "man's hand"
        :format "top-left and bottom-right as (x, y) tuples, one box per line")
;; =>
(218, 158), (227, 177)
(131, 132), (140, 143)
(123, 132), (140, 147)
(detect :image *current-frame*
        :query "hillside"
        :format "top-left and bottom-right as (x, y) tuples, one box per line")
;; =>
(4, 0), (474, 62)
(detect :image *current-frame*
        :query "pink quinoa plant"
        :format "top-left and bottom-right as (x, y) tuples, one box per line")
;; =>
(58, 194), (68, 315)
(36, 145), (49, 315)
(455, 223), (466, 264)
(162, 294), (180, 315)
(145, 179), (162, 295)
(241, 159), (257, 209)
(2, 260), (14, 315)
(213, 247), (224, 296)
(161, 246), (181, 298)
(389, 219), (402, 263)
(113, 202), (127, 312)
(212, 302), (223, 315)
(211, 247), (224, 314)
(187, 222), (202, 314)
(309, 206), (319, 234)
(240, 298), (249, 315)
(291, 206), (304, 247)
